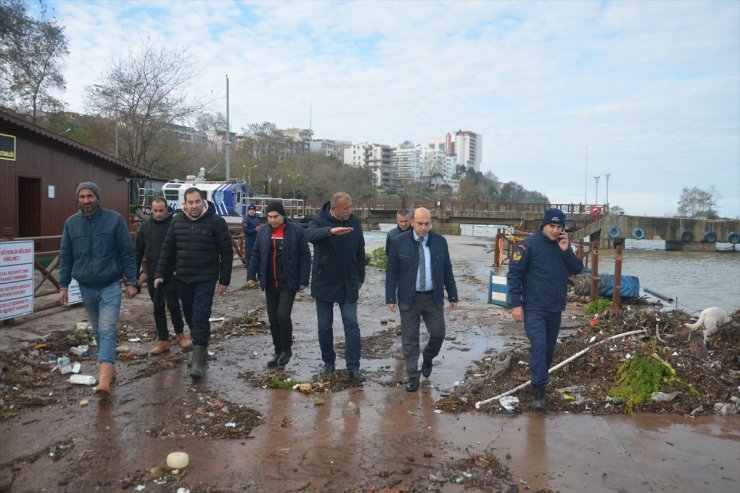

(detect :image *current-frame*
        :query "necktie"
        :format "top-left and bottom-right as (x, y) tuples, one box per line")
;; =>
(418, 238), (426, 291)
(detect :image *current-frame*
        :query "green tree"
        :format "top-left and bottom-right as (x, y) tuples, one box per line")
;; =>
(0, 0), (69, 122)
(676, 186), (719, 219)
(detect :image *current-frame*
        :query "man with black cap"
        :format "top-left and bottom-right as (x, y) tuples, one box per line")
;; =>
(58, 182), (139, 398)
(242, 204), (260, 261)
(507, 208), (583, 411)
(247, 201), (311, 367)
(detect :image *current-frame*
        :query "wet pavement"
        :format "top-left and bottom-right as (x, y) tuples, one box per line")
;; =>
(1, 235), (739, 492)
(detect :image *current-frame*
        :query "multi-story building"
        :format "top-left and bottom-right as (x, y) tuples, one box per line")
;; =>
(343, 142), (392, 188)
(427, 130), (482, 174)
(451, 130), (481, 172)
(280, 128), (313, 153)
(391, 141), (421, 183)
(310, 139), (352, 160)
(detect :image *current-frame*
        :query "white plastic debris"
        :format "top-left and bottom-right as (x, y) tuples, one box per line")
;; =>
(69, 345), (89, 356)
(499, 396), (519, 413)
(651, 391), (681, 402)
(69, 374), (96, 385)
(166, 451), (190, 469)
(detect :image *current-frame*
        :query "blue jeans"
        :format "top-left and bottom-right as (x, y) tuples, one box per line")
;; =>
(178, 281), (217, 347)
(524, 310), (562, 386)
(316, 300), (361, 369)
(79, 281), (122, 365)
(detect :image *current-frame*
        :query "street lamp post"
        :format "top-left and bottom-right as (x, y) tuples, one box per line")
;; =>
(604, 173), (610, 210)
(594, 176), (600, 206)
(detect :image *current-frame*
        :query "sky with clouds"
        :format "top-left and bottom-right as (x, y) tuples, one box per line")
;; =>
(45, 0), (739, 218)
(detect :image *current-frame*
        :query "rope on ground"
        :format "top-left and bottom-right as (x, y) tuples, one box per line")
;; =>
(474, 328), (647, 409)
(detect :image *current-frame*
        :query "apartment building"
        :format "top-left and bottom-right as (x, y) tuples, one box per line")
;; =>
(343, 142), (392, 188)
(391, 141), (421, 182)
(310, 139), (352, 160)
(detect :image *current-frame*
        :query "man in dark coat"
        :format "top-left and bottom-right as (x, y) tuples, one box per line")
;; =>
(385, 207), (458, 392)
(247, 201), (311, 368)
(385, 208), (411, 255)
(155, 187), (233, 379)
(306, 192), (366, 382)
(135, 198), (188, 355)
(507, 208), (584, 411)
(242, 204), (260, 260)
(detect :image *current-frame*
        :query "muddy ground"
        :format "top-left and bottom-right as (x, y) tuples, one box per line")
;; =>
(1, 235), (738, 492)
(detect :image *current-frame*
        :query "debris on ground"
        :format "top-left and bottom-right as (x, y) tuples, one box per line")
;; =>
(438, 308), (740, 416)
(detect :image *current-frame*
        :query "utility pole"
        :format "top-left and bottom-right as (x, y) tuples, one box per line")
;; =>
(584, 145), (588, 206)
(225, 74), (231, 180)
(604, 173), (610, 209)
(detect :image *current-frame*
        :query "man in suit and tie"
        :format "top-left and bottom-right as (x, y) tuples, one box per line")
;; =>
(385, 207), (458, 392)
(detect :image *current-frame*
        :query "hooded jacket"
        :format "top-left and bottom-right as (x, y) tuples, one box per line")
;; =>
(248, 220), (311, 292)
(155, 201), (233, 285)
(306, 201), (365, 303)
(506, 228), (583, 311)
(135, 208), (174, 280)
(59, 207), (137, 290)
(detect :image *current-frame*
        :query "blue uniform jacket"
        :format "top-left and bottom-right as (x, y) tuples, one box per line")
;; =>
(59, 207), (137, 289)
(247, 221), (311, 292)
(385, 229), (458, 310)
(507, 229), (584, 311)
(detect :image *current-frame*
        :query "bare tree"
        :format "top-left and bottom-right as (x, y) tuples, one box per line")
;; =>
(0, 0), (68, 122)
(677, 186), (719, 219)
(84, 40), (204, 174)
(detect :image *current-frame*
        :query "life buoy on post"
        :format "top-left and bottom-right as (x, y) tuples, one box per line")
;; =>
(607, 226), (621, 238)
(631, 227), (645, 240)
(704, 231), (717, 243)
(680, 230), (693, 242)
(728, 232), (740, 244)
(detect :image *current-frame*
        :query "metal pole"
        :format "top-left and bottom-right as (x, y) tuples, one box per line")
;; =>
(225, 74), (231, 180)
(594, 176), (600, 205)
(605, 173), (610, 211)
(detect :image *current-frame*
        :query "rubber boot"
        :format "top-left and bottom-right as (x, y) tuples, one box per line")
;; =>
(531, 384), (547, 412)
(95, 362), (115, 397)
(190, 345), (207, 379)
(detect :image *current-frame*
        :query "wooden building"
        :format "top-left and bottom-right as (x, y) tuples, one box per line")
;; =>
(0, 110), (151, 252)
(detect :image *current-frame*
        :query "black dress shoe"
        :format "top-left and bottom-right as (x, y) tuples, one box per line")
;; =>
(277, 349), (292, 366)
(321, 362), (335, 374)
(348, 367), (366, 382)
(267, 353), (280, 367)
(421, 359), (433, 378)
(405, 376), (420, 392)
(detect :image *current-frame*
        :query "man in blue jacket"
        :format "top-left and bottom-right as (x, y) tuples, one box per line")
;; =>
(247, 201), (311, 368)
(386, 207), (458, 392)
(58, 182), (139, 398)
(306, 192), (366, 382)
(507, 208), (584, 411)
(241, 204), (260, 260)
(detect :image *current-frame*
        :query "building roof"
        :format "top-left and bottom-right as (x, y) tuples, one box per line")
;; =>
(0, 109), (155, 178)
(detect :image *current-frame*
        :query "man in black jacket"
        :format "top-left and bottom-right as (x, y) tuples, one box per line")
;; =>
(247, 201), (311, 368)
(135, 198), (188, 355)
(155, 187), (233, 379)
(306, 192), (366, 382)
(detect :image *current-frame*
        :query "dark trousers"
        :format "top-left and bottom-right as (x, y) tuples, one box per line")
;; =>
(178, 281), (216, 347)
(147, 277), (185, 341)
(523, 310), (562, 386)
(265, 286), (297, 354)
(399, 292), (446, 377)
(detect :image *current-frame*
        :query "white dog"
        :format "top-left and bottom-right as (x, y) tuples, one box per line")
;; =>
(685, 307), (729, 343)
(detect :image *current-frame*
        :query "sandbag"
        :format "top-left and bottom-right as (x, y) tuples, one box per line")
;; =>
(572, 273), (640, 298)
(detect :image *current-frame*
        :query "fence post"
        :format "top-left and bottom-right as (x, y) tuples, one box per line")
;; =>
(590, 242), (599, 302)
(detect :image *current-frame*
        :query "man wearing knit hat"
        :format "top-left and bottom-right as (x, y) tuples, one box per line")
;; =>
(507, 207), (583, 411)
(58, 182), (139, 398)
(241, 204), (261, 261)
(247, 200), (311, 367)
